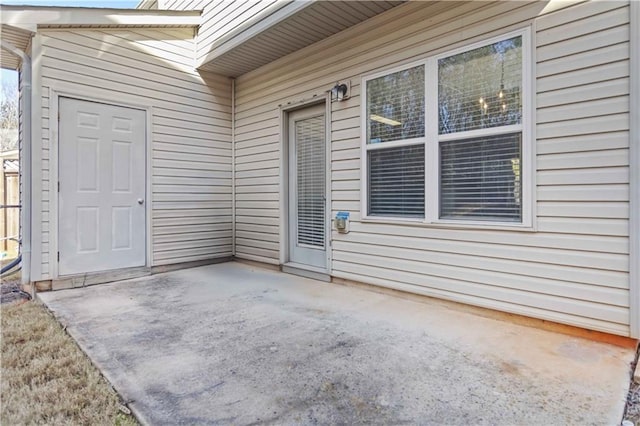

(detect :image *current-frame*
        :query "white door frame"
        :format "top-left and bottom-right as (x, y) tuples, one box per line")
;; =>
(49, 89), (153, 279)
(279, 95), (332, 273)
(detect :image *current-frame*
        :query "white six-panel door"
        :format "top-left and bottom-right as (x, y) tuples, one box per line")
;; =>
(58, 97), (146, 276)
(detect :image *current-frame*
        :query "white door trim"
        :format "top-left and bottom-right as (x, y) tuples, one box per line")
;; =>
(279, 95), (331, 274)
(629, 0), (639, 338)
(49, 89), (153, 279)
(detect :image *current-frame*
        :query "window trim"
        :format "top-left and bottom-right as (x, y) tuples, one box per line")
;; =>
(360, 27), (533, 229)
(364, 137), (424, 151)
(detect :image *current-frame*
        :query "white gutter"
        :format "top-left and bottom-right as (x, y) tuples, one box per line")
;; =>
(1, 39), (32, 291)
(231, 78), (236, 257)
(629, 0), (639, 338)
(0, 6), (201, 29)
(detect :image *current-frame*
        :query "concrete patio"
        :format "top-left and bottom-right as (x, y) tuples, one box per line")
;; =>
(40, 262), (635, 425)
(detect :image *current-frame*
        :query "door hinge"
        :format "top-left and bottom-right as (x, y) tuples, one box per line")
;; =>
(57, 252), (60, 262)
(57, 181), (60, 192)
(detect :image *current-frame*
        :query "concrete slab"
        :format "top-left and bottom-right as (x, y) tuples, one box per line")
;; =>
(40, 262), (635, 425)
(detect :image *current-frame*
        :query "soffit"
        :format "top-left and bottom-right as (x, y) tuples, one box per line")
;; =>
(1, 25), (32, 70)
(198, 0), (404, 77)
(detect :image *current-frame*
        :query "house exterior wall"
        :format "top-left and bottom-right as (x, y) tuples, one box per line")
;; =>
(149, 0), (278, 66)
(35, 28), (232, 279)
(232, 0), (632, 336)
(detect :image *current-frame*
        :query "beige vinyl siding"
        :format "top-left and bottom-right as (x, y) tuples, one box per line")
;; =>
(194, 0), (277, 65)
(234, 0), (631, 335)
(38, 28), (232, 277)
(153, 0), (278, 66)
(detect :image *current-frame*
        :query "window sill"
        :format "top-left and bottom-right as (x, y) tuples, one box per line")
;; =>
(361, 216), (536, 232)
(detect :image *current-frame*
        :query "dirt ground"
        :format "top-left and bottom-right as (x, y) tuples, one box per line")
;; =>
(0, 271), (30, 305)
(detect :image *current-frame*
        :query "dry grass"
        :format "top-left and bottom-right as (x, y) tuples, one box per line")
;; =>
(1, 300), (137, 425)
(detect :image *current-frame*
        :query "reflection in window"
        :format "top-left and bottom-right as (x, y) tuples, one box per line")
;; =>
(367, 65), (425, 144)
(362, 31), (527, 224)
(439, 36), (522, 134)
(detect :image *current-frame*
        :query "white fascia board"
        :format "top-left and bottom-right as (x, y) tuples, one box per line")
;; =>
(0, 6), (201, 28)
(196, 0), (314, 69)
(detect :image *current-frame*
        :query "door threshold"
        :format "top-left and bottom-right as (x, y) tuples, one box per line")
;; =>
(282, 263), (331, 282)
(51, 266), (151, 291)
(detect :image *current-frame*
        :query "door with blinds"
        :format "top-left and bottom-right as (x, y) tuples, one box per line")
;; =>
(288, 105), (327, 270)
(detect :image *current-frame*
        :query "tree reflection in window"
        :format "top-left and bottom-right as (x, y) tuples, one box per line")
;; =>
(367, 65), (425, 144)
(439, 36), (522, 134)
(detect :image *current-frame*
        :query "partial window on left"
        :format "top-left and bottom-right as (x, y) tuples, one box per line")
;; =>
(365, 65), (426, 218)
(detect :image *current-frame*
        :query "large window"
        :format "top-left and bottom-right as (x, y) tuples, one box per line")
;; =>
(362, 29), (530, 226)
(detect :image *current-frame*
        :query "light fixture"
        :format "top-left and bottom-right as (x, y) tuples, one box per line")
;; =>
(370, 114), (402, 126)
(331, 82), (349, 102)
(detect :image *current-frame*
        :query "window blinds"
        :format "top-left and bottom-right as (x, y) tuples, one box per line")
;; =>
(363, 32), (525, 223)
(296, 115), (326, 247)
(440, 133), (522, 221)
(368, 145), (425, 217)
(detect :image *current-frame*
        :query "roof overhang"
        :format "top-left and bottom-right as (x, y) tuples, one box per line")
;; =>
(198, 0), (404, 77)
(1, 24), (32, 69)
(0, 5), (201, 32)
(0, 5), (201, 69)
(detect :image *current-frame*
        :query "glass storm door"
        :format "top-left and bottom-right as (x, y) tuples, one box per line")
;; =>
(288, 105), (327, 269)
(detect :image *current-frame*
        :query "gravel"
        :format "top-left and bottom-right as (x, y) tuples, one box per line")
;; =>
(625, 380), (640, 426)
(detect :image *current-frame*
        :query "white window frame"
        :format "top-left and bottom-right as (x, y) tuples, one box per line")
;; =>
(362, 60), (427, 221)
(361, 27), (533, 228)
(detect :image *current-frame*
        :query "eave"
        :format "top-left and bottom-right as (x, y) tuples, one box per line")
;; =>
(197, 0), (404, 77)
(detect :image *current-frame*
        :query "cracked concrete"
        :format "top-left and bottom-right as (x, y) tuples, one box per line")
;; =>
(40, 262), (635, 425)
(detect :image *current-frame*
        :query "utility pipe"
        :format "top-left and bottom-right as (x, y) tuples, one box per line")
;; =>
(1, 38), (32, 292)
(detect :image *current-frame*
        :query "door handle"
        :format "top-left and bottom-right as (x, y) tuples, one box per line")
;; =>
(137, 198), (144, 205)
